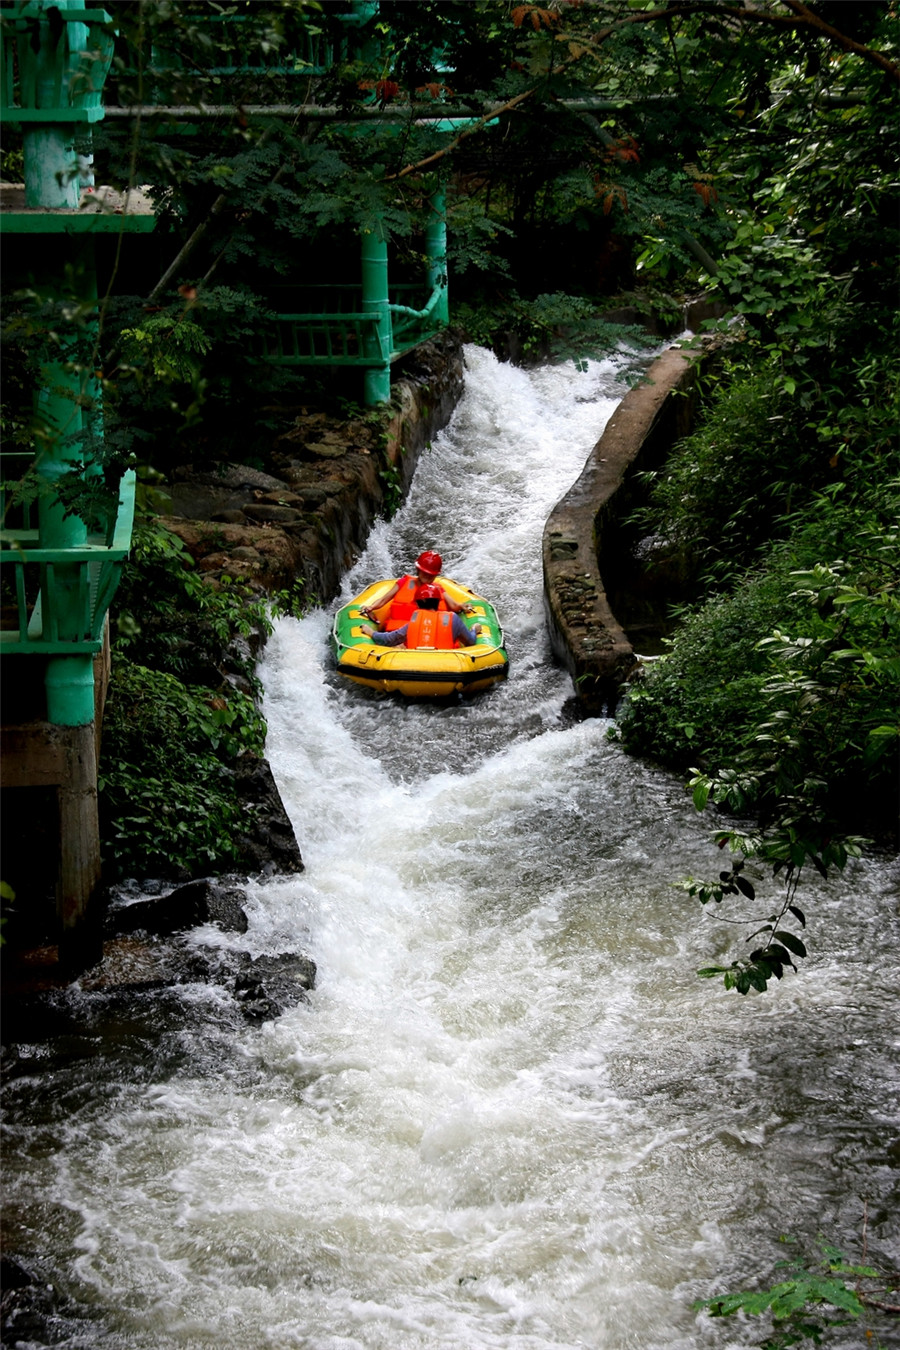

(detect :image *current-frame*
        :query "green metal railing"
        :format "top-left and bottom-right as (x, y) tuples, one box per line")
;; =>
(260, 304), (381, 366)
(147, 2), (377, 85)
(0, 469), (135, 655)
(260, 283), (446, 368)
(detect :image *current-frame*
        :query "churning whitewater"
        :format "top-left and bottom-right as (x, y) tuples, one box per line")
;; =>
(2, 346), (898, 1350)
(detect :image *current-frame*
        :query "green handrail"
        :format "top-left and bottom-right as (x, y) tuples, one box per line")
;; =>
(388, 281), (445, 322)
(0, 2), (114, 123)
(0, 468), (135, 654)
(261, 286), (446, 369)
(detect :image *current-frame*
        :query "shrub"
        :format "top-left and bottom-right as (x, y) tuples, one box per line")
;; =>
(99, 519), (273, 879)
(113, 520), (276, 688)
(615, 563), (807, 773)
(617, 493), (900, 839)
(99, 661), (267, 879)
(633, 355), (818, 583)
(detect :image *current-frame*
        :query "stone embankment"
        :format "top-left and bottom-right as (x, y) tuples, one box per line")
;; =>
(542, 337), (718, 714)
(158, 333), (465, 606)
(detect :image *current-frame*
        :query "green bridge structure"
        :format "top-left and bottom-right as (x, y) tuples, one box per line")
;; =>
(0, 0), (450, 968)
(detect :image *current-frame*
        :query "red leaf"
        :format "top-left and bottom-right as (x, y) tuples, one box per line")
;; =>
(511, 5), (558, 29)
(606, 135), (640, 164)
(415, 81), (453, 99)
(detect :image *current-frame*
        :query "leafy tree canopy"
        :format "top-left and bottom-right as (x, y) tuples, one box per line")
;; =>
(3, 0), (896, 479)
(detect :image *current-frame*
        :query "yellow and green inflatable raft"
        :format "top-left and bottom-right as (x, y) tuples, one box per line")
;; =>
(331, 577), (509, 698)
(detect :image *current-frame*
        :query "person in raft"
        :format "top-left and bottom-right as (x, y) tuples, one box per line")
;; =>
(360, 586), (483, 648)
(358, 550), (475, 622)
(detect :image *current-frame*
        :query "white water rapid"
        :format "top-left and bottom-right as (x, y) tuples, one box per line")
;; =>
(3, 346), (898, 1350)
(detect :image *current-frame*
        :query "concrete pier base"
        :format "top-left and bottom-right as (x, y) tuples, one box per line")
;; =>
(0, 721), (103, 973)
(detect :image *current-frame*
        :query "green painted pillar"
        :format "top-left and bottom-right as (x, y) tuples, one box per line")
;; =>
(35, 244), (96, 544)
(24, 126), (79, 208)
(35, 247), (97, 725)
(35, 334), (86, 550)
(425, 188), (449, 325)
(36, 314), (88, 562)
(361, 221), (393, 406)
(44, 655), (96, 725)
(36, 337), (95, 725)
(19, 0), (88, 208)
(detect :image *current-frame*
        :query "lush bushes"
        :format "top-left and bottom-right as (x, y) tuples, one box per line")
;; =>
(619, 493), (899, 834)
(99, 662), (267, 879)
(612, 334), (899, 993)
(616, 562), (805, 773)
(98, 522), (273, 880)
(631, 359), (815, 583)
(618, 321), (899, 814)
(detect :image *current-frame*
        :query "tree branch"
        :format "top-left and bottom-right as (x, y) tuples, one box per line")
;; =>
(725, 0), (900, 84)
(384, 86), (540, 182)
(146, 192), (231, 305)
(384, 0), (897, 184)
(385, 7), (687, 182)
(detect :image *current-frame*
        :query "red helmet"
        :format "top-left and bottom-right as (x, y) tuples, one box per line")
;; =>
(415, 583), (442, 604)
(416, 550), (442, 577)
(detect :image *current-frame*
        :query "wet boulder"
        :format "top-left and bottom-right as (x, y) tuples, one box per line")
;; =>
(109, 877), (249, 938)
(231, 755), (304, 876)
(233, 953), (317, 1023)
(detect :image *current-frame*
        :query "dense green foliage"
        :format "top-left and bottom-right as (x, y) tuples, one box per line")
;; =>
(98, 522), (273, 878)
(589, 1), (899, 1001)
(615, 334), (898, 993)
(99, 659), (266, 878)
(453, 289), (654, 363)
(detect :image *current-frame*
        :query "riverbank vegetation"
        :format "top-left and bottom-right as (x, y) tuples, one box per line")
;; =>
(99, 522), (273, 880)
(618, 332), (898, 994)
(605, 0), (899, 996)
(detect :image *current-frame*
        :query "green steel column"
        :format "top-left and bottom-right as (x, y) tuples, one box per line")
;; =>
(37, 329), (95, 725)
(425, 188), (449, 325)
(36, 323), (87, 561)
(361, 221), (393, 406)
(20, 0), (87, 208)
(35, 247), (96, 726)
(44, 656), (96, 725)
(23, 126), (79, 208)
(35, 321), (86, 549)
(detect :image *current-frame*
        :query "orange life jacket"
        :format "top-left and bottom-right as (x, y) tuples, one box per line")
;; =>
(405, 608), (455, 650)
(386, 575), (446, 629)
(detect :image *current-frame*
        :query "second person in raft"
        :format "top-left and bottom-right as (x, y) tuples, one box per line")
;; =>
(360, 586), (483, 648)
(359, 550), (475, 621)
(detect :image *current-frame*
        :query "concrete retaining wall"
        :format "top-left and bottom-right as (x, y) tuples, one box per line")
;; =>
(542, 339), (716, 715)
